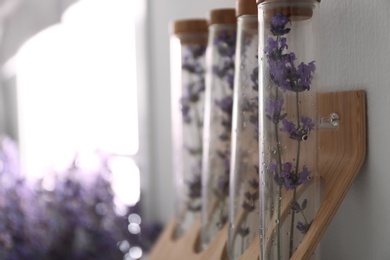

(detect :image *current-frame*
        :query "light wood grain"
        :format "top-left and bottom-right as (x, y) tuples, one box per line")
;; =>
(147, 219), (176, 260)
(290, 90), (367, 259)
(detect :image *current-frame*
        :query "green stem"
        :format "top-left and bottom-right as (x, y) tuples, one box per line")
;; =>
(289, 188), (297, 257)
(277, 184), (282, 260)
(301, 210), (309, 224)
(289, 91), (302, 257)
(295, 91), (301, 128)
(273, 88), (283, 260)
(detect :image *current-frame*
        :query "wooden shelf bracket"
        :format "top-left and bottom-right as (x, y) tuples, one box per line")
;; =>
(149, 90), (367, 260)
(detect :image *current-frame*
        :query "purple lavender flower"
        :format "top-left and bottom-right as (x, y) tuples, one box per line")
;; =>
(266, 98), (287, 124)
(298, 165), (311, 185)
(186, 174), (201, 199)
(248, 177), (259, 190)
(251, 66), (259, 91)
(270, 162), (289, 186)
(301, 116), (315, 132)
(212, 31), (236, 90)
(241, 177), (259, 214)
(291, 199), (308, 213)
(270, 13), (291, 36)
(296, 61), (316, 91)
(280, 117), (314, 141)
(180, 99), (192, 123)
(214, 174), (229, 199)
(237, 227), (250, 237)
(180, 45), (206, 124)
(212, 65), (224, 78)
(264, 37), (278, 54)
(188, 45), (206, 59)
(280, 119), (297, 134)
(226, 73), (234, 89)
(265, 14), (316, 94)
(182, 61), (204, 74)
(297, 220), (313, 235)
(285, 165), (311, 190)
(215, 96), (233, 115)
(268, 59), (291, 91)
(185, 161), (202, 211)
(270, 161), (311, 190)
(214, 31), (236, 58)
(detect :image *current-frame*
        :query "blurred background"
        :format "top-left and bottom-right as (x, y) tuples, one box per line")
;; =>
(0, 0), (389, 259)
(0, 0), (235, 259)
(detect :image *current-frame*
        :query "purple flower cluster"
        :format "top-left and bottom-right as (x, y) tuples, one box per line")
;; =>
(215, 96), (233, 115)
(280, 116), (314, 141)
(265, 98), (287, 124)
(270, 13), (291, 36)
(246, 97), (259, 141)
(296, 220), (313, 235)
(212, 31), (236, 90)
(270, 163), (310, 190)
(241, 166), (259, 213)
(214, 30), (236, 59)
(181, 45), (206, 124)
(265, 15), (315, 93)
(186, 168), (202, 212)
(251, 66), (259, 91)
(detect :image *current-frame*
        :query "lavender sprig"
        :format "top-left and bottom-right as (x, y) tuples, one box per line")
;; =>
(264, 13), (315, 259)
(181, 45), (206, 212)
(230, 46), (260, 254)
(210, 30), (236, 228)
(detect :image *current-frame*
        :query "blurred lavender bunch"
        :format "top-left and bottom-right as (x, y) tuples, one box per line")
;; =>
(0, 137), (157, 260)
(211, 30), (236, 227)
(181, 45), (206, 212)
(212, 31), (236, 90)
(181, 45), (206, 125)
(264, 13), (315, 258)
(0, 136), (43, 260)
(34, 154), (140, 260)
(236, 64), (259, 239)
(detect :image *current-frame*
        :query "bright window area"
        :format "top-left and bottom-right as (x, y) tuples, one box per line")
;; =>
(10, 0), (140, 206)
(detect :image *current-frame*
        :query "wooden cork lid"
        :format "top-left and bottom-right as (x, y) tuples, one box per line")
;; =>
(257, 0), (320, 3)
(171, 19), (208, 35)
(257, 0), (320, 20)
(209, 9), (237, 25)
(237, 0), (258, 17)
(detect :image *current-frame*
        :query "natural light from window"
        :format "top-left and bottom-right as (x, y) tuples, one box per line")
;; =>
(13, 0), (140, 206)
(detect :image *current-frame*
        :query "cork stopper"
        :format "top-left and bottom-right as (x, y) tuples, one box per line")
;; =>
(257, 0), (319, 20)
(257, 0), (320, 3)
(237, 0), (258, 17)
(171, 19), (208, 35)
(209, 9), (237, 25)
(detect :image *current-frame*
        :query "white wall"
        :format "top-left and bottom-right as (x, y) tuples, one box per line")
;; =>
(148, 0), (390, 258)
(320, 1), (390, 259)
